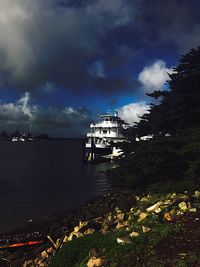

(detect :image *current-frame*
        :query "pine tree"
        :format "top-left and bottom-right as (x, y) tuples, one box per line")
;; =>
(138, 47), (200, 135)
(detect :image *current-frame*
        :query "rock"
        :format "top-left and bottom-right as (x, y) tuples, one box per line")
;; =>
(136, 196), (140, 201)
(137, 212), (148, 222)
(171, 193), (177, 198)
(74, 226), (80, 233)
(142, 225), (151, 233)
(74, 221), (88, 233)
(56, 238), (62, 248)
(115, 207), (123, 214)
(115, 221), (128, 229)
(134, 209), (142, 216)
(116, 212), (125, 221)
(46, 247), (54, 254)
(189, 208), (197, 213)
(146, 202), (161, 212)
(62, 235), (68, 243)
(38, 263), (46, 267)
(129, 231), (139, 237)
(68, 234), (74, 241)
(41, 250), (48, 258)
(178, 253), (188, 257)
(117, 237), (132, 245)
(101, 229), (108, 235)
(47, 236), (58, 249)
(87, 249), (104, 267)
(106, 212), (112, 222)
(87, 257), (104, 267)
(100, 224), (108, 235)
(179, 202), (188, 211)
(177, 211), (184, 216)
(139, 197), (149, 202)
(23, 260), (33, 267)
(194, 191), (200, 198)
(84, 228), (95, 235)
(163, 212), (173, 222)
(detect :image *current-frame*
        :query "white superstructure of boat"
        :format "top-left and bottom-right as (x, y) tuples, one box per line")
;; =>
(86, 111), (129, 157)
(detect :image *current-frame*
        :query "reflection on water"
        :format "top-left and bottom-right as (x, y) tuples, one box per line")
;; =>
(0, 140), (110, 233)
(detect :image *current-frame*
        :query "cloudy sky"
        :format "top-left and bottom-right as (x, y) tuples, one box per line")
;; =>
(0, 0), (199, 136)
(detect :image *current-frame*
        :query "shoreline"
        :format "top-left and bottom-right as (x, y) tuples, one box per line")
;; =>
(0, 190), (135, 266)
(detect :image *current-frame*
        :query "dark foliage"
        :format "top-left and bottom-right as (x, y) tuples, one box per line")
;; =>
(108, 47), (200, 192)
(136, 47), (200, 136)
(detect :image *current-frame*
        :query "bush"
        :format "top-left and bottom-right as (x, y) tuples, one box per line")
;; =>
(108, 129), (200, 193)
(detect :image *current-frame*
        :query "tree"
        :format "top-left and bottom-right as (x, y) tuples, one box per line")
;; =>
(137, 47), (200, 135)
(108, 47), (200, 192)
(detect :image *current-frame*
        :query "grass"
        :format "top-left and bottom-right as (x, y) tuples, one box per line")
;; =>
(173, 253), (200, 267)
(48, 192), (200, 267)
(49, 221), (181, 267)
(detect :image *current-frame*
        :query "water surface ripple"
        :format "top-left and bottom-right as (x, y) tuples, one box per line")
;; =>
(0, 140), (110, 233)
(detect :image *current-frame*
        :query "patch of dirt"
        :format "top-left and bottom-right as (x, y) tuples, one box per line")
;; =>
(156, 211), (200, 267)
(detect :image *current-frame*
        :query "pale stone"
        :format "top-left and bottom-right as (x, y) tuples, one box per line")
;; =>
(116, 212), (125, 221)
(46, 247), (54, 254)
(41, 250), (48, 258)
(134, 209), (142, 216)
(142, 225), (151, 233)
(63, 236), (68, 243)
(84, 228), (95, 235)
(194, 191), (200, 198)
(87, 257), (104, 267)
(189, 208), (197, 212)
(146, 201), (161, 212)
(129, 231), (139, 237)
(179, 202), (187, 211)
(116, 221), (128, 229)
(137, 212), (148, 222)
(117, 237), (132, 245)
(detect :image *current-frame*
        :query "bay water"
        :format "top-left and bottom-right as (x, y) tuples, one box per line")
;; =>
(0, 139), (110, 234)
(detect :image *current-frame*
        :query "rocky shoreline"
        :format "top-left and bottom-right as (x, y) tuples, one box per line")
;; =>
(1, 190), (200, 267)
(0, 191), (135, 267)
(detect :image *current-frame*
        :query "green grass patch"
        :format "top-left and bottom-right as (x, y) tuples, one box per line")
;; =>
(49, 220), (181, 267)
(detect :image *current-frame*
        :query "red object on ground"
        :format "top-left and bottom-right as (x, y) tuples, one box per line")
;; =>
(0, 240), (43, 249)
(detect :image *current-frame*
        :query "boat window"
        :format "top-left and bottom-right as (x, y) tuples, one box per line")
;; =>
(103, 130), (107, 134)
(105, 118), (109, 121)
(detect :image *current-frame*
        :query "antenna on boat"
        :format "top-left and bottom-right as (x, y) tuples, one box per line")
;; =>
(29, 123), (32, 136)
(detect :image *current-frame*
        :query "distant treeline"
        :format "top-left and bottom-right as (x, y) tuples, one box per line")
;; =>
(0, 130), (50, 140)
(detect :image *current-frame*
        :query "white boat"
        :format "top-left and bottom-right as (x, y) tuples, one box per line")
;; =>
(12, 137), (19, 142)
(86, 111), (129, 159)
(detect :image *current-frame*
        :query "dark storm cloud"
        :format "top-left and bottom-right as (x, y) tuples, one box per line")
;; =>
(0, 0), (199, 94)
(135, 0), (200, 53)
(91, 76), (141, 95)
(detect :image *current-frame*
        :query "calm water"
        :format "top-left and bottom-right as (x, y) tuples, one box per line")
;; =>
(0, 139), (110, 234)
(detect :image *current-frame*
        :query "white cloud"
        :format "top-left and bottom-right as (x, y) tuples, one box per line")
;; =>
(0, 92), (91, 136)
(117, 101), (150, 125)
(138, 60), (172, 93)
(17, 92), (36, 119)
(0, 92), (36, 124)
